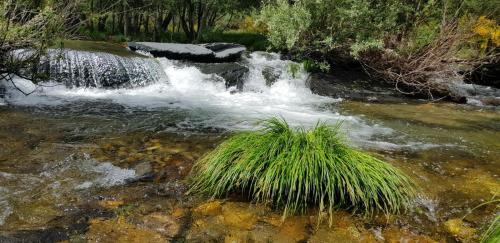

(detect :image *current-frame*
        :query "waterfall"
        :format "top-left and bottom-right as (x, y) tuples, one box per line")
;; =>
(40, 49), (168, 88)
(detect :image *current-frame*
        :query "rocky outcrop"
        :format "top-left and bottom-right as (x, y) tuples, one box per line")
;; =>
(201, 43), (247, 62)
(308, 70), (500, 106)
(128, 42), (246, 63)
(307, 71), (406, 103)
(192, 62), (249, 90)
(435, 78), (500, 106)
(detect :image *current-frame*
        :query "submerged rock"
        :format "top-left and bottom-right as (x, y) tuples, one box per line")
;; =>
(140, 212), (182, 239)
(219, 203), (259, 230)
(192, 201), (223, 217)
(382, 226), (438, 243)
(133, 162), (154, 181)
(307, 71), (406, 102)
(86, 218), (168, 243)
(98, 200), (125, 209)
(201, 43), (247, 62)
(444, 218), (477, 242)
(128, 42), (246, 63)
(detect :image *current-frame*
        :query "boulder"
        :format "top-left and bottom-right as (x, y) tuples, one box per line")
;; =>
(192, 62), (249, 90)
(201, 43), (247, 62)
(431, 76), (500, 106)
(133, 162), (154, 181)
(128, 42), (246, 63)
(307, 71), (406, 102)
(262, 66), (282, 86)
(129, 42), (214, 62)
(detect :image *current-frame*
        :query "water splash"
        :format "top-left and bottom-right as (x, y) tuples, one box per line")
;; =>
(3, 51), (396, 146)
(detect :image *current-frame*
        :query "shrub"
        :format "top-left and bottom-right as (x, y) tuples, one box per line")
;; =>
(259, 0), (311, 49)
(473, 16), (500, 50)
(189, 118), (416, 223)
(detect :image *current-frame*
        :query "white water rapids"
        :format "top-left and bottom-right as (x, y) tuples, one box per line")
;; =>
(2, 52), (401, 147)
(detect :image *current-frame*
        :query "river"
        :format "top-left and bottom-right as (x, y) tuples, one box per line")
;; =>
(0, 45), (498, 242)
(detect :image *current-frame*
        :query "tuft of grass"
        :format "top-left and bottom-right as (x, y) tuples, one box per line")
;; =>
(188, 118), (416, 223)
(482, 215), (500, 243)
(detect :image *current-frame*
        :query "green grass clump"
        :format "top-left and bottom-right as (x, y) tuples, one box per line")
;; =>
(188, 118), (416, 222)
(482, 215), (500, 243)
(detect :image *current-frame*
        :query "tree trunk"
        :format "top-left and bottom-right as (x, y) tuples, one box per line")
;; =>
(144, 14), (150, 34)
(88, 0), (94, 30)
(98, 14), (107, 32)
(123, 1), (128, 37)
(112, 12), (116, 34)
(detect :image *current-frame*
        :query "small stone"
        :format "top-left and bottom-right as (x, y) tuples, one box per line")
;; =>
(134, 162), (154, 179)
(171, 207), (188, 219)
(193, 201), (223, 217)
(146, 146), (160, 151)
(272, 216), (309, 243)
(141, 212), (181, 239)
(220, 203), (258, 230)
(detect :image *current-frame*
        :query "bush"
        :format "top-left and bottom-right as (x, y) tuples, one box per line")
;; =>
(189, 118), (416, 223)
(259, 0), (311, 49)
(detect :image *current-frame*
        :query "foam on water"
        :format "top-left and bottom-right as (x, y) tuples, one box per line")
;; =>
(2, 52), (401, 147)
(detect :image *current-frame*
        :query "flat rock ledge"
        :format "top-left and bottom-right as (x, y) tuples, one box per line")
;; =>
(128, 42), (246, 63)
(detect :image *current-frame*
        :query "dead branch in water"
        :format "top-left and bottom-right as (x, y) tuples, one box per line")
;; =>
(360, 22), (498, 100)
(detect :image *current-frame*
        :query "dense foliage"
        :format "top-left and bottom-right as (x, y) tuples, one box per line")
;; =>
(259, 0), (499, 55)
(259, 0), (499, 97)
(0, 0), (75, 87)
(75, 0), (261, 42)
(189, 118), (416, 223)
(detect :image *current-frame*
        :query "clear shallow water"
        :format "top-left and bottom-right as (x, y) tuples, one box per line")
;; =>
(0, 51), (499, 242)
